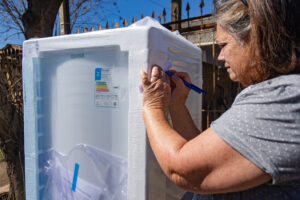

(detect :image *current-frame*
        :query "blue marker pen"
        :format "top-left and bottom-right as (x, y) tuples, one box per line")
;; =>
(165, 71), (207, 95)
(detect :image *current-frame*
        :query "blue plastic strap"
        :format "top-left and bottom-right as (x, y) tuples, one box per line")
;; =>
(71, 163), (80, 192)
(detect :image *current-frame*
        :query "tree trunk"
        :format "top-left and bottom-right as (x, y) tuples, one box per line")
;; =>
(0, 1), (68, 199)
(1, 1), (67, 198)
(22, 0), (63, 39)
(0, 1), (63, 199)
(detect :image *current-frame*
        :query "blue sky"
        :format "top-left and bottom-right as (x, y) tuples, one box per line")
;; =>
(0, 0), (213, 49)
(117, 0), (214, 24)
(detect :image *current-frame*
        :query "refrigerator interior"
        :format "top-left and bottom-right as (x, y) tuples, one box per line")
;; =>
(33, 45), (129, 199)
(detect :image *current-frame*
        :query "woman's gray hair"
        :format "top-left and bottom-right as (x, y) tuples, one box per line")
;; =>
(214, 0), (250, 45)
(214, 0), (299, 85)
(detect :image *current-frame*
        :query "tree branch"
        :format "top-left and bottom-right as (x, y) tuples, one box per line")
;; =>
(3, 31), (23, 41)
(1, 0), (24, 34)
(20, 0), (26, 11)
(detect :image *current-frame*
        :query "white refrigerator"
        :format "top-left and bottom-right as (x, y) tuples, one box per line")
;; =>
(22, 17), (203, 200)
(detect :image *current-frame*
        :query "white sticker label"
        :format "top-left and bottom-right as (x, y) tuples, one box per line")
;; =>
(95, 68), (119, 108)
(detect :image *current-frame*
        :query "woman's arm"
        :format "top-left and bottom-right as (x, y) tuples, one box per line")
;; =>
(169, 71), (200, 140)
(143, 107), (271, 194)
(169, 104), (199, 140)
(140, 67), (271, 194)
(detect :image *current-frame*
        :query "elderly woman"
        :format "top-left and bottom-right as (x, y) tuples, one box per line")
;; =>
(140, 0), (300, 199)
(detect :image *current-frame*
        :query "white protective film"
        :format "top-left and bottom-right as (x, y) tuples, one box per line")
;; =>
(23, 17), (202, 200)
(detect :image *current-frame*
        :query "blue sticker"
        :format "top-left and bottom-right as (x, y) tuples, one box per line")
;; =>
(95, 68), (102, 81)
(71, 163), (80, 192)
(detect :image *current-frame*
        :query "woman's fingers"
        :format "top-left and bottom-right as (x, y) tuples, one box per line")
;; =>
(150, 66), (161, 82)
(161, 68), (168, 82)
(168, 69), (177, 74)
(141, 66), (170, 89)
(167, 71), (191, 85)
(175, 72), (191, 83)
(140, 66), (171, 112)
(169, 72), (191, 106)
(140, 70), (150, 88)
(171, 75), (183, 86)
(170, 72), (192, 90)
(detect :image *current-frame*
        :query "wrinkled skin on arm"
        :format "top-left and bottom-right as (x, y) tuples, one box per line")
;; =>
(140, 66), (271, 194)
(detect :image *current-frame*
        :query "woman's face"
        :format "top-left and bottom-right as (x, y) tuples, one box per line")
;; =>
(216, 24), (250, 83)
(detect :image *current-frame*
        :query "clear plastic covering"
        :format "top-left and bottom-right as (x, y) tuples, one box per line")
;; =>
(23, 17), (202, 200)
(41, 144), (127, 200)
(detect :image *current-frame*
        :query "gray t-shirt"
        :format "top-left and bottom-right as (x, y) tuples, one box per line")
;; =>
(194, 74), (300, 199)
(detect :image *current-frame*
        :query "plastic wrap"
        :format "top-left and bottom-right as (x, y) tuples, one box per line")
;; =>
(41, 144), (127, 200)
(23, 17), (202, 200)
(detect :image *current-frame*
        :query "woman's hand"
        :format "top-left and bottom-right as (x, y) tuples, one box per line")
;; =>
(140, 66), (171, 112)
(169, 70), (191, 108)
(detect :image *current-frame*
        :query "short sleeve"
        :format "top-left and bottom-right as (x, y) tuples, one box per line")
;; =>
(210, 74), (300, 184)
